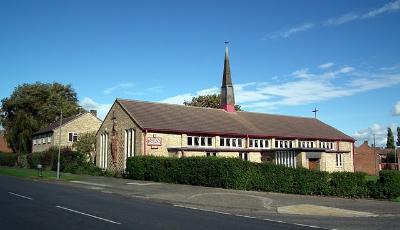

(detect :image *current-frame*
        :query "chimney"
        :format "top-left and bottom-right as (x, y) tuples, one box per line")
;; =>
(90, 110), (97, 117)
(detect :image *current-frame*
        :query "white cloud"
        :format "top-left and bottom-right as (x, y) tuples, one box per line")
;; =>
(103, 82), (135, 95)
(324, 13), (360, 25)
(161, 64), (400, 113)
(269, 23), (314, 39)
(362, 0), (400, 19)
(319, 62), (335, 69)
(161, 87), (219, 105)
(79, 97), (112, 120)
(267, 1), (400, 39)
(393, 101), (400, 116)
(353, 123), (398, 147)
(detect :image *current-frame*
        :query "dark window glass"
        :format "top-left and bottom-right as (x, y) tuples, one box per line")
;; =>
(188, 137), (192, 146)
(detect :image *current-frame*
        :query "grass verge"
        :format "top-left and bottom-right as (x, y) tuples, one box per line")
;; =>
(0, 166), (80, 181)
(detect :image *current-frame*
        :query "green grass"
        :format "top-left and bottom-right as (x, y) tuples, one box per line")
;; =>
(0, 166), (80, 181)
(365, 175), (378, 182)
(392, 197), (400, 202)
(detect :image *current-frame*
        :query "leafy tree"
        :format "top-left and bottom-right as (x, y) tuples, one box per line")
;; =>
(397, 127), (400, 147)
(386, 128), (395, 149)
(73, 132), (96, 163)
(183, 94), (242, 111)
(0, 82), (82, 153)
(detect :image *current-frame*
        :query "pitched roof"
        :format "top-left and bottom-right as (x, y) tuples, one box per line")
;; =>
(33, 113), (84, 136)
(117, 99), (354, 141)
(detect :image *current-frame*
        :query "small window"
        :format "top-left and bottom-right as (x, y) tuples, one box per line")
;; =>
(194, 137), (199, 146)
(249, 139), (253, 147)
(238, 139), (242, 147)
(207, 137), (212, 146)
(201, 137), (206, 146)
(47, 136), (51, 143)
(232, 139), (237, 147)
(206, 152), (217, 157)
(239, 152), (248, 161)
(220, 138), (224, 147)
(226, 139), (231, 147)
(68, 132), (78, 142)
(188, 136), (193, 146)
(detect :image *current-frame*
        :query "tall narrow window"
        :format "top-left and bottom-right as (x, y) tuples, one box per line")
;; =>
(100, 133), (108, 169)
(239, 152), (248, 161)
(124, 129), (135, 169)
(336, 153), (343, 167)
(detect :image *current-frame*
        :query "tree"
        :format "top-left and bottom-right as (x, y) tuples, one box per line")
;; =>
(397, 126), (400, 147)
(0, 82), (82, 153)
(386, 127), (395, 149)
(73, 132), (96, 163)
(183, 94), (242, 111)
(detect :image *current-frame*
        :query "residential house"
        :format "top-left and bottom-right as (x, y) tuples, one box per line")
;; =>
(32, 111), (101, 153)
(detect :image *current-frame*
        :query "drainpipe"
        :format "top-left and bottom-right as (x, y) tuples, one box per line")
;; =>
(144, 129), (148, 156)
(352, 142), (355, 172)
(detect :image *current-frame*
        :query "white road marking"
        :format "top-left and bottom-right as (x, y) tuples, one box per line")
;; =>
(71, 181), (108, 187)
(126, 182), (158, 186)
(173, 204), (333, 229)
(8, 192), (33, 200)
(55, 206), (121, 225)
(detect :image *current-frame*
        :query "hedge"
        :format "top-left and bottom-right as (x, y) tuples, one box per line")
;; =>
(0, 153), (17, 167)
(126, 156), (400, 199)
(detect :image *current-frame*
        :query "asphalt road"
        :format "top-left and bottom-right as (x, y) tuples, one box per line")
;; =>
(0, 175), (315, 230)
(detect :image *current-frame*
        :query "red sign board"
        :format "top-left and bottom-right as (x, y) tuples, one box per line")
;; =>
(147, 137), (162, 146)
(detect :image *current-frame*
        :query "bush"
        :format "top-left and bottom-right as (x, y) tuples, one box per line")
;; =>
(377, 170), (400, 199)
(0, 153), (17, 166)
(329, 172), (369, 198)
(126, 156), (400, 199)
(126, 156), (333, 195)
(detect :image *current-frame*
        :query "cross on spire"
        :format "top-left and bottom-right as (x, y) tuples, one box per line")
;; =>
(312, 107), (319, 119)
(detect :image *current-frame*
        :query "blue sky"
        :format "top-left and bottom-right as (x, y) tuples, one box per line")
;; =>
(0, 0), (399, 146)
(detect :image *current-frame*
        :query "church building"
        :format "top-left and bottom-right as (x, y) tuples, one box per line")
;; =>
(96, 47), (355, 173)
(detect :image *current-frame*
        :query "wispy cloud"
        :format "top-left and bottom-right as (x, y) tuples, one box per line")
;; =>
(268, 23), (314, 39)
(353, 123), (398, 147)
(324, 13), (360, 26)
(103, 82), (135, 95)
(393, 101), (400, 116)
(161, 87), (219, 104)
(79, 97), (112, 120)
(362, 0), (400, 19)
(265, 0), (400, 39)
(161, 64), (400, 113)
(319, 62), (335, 69)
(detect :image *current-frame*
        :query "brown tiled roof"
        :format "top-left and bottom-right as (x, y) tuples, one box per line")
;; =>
(117, 99), (354, 142)
(33, 113), (84, 136)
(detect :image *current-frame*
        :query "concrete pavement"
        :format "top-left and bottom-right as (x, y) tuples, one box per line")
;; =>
(47, 174), (400, 230)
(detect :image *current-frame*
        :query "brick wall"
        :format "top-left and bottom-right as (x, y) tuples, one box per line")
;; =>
(354, 141), (379, 175)
(0, 134), (12, 153)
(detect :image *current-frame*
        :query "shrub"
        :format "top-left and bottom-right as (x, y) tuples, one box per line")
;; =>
(329, 172), (369, 198)
(126, 156), (400, 199)
(377, 170), (400, 199)
(0, 153), (17, 166)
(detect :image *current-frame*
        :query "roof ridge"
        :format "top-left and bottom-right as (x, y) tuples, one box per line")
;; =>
(117, 98), (227, 112)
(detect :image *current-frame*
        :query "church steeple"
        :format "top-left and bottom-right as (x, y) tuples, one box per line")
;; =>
(220, 43), (236, 112)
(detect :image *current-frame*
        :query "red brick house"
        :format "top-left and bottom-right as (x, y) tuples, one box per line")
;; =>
(354, 141), (400, 175)
(0, 132), (13, 153)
